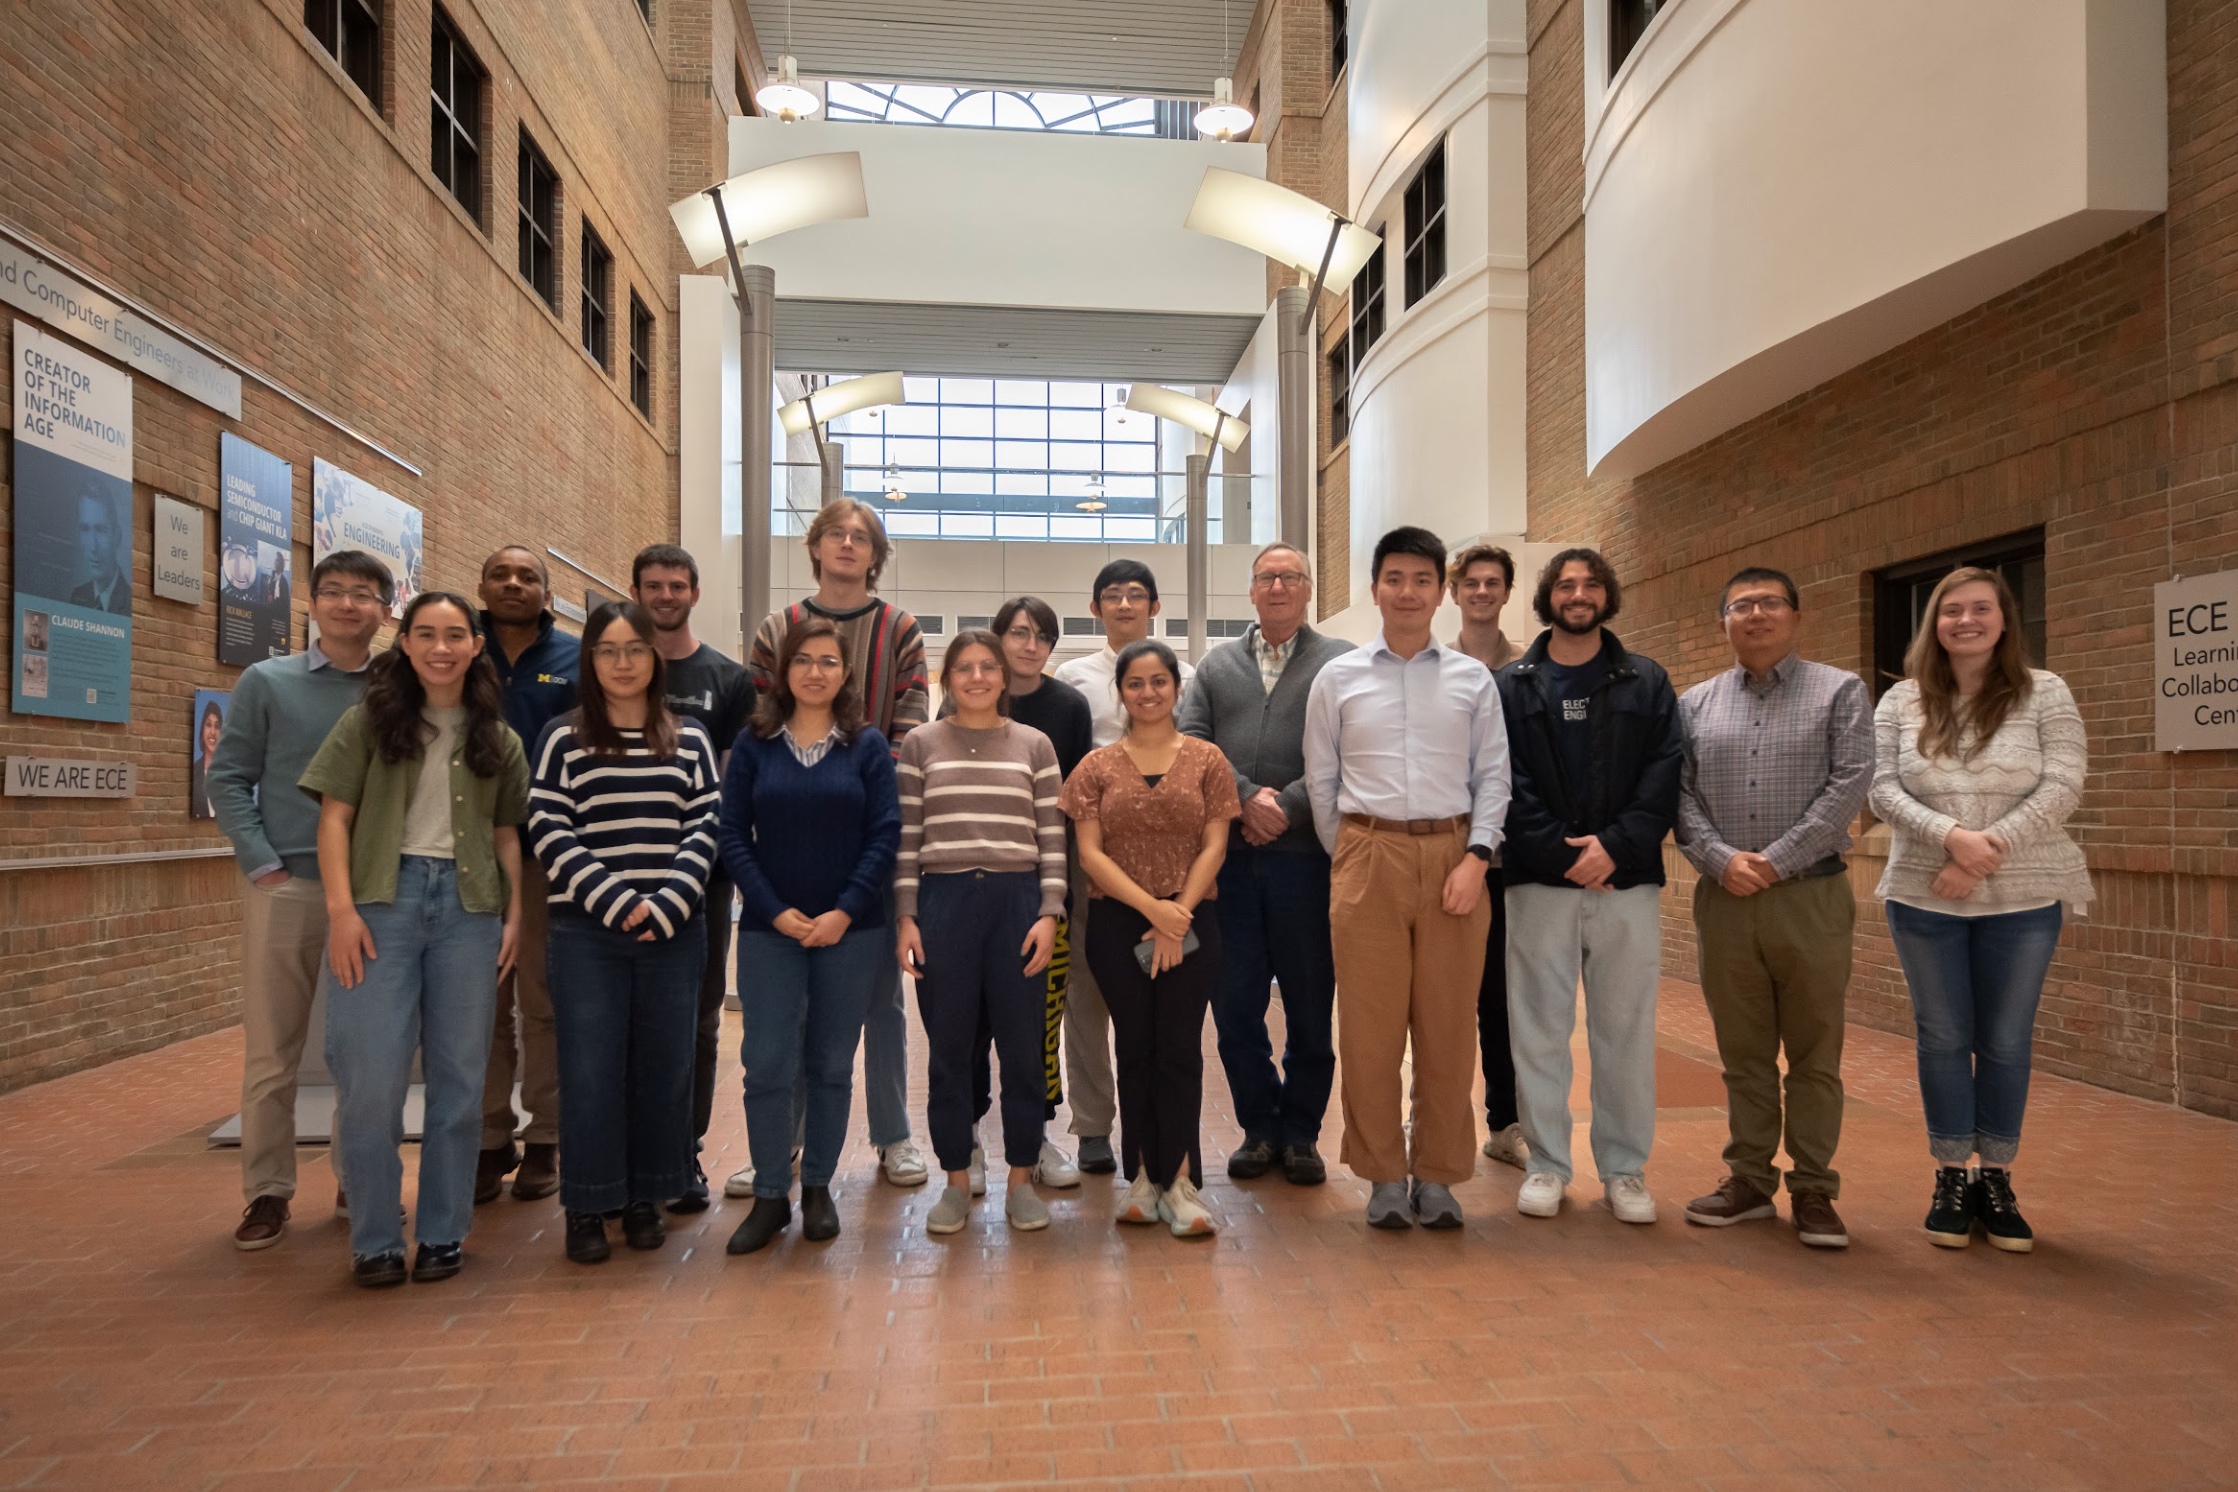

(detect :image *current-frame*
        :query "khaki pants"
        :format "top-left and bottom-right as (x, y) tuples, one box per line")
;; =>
(239, 875), (334, 1203)
(1062, 853), (1117, 1137)
(1329, 821), (1489, 1185)
(1693, 872), (1854, 1197)
(482, 858), (558, 1148)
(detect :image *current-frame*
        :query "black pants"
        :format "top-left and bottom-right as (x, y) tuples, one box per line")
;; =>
(1085, 900), (1221, 1189)
(915, 871), (1046, 1174)
(974, 911), (1069, 1125)
(689, 878), (737, 1145)
(1478, 867), (1518, 1129)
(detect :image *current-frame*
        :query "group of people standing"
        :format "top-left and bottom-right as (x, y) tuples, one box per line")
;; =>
(207, 495), (2090, 1287)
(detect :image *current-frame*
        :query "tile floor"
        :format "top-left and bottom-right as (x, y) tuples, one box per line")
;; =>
(2, 977), (2234, 1491)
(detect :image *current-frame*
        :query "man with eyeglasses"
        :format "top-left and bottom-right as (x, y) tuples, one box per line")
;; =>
(475, 545), (581, 1205)
(1053, 560), (1194, 1173)
(1676, 566), (1872, 1249)
(1178, 543), (1350, 1186)
(208, 550), (393, 1251)
(632, 543), (757, 1213)
(748, 498), (931, 1188)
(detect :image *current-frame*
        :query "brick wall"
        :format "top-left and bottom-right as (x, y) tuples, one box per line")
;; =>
(0, 0), (723, 1091)
(1526, 0), (2238, 1116)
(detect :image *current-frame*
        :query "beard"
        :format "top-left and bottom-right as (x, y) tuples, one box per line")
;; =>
(1551, 601), (1603, 636)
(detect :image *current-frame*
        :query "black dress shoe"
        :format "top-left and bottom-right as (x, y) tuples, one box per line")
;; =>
(666, 1159), (711, 1214)
(352, 1251), (408, 1289)
(1226, 1136), (1276, 1180)
(411, 1242), (463, 1282)
(800, 1185), (840, 1242)
(1280, 1144), (1327, 1186)
(565, 1210), (611, 1264)
(621, 1200), (665, 1251)
(726, 1197), (791, 1255)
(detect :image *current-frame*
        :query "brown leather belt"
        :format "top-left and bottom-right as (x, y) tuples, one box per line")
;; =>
(1343, 813), (1468, 836)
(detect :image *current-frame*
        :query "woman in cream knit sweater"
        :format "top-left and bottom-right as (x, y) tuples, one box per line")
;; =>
(1871, 567), (2090, 1256)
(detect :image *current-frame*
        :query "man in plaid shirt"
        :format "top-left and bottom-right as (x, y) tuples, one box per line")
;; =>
(1675, 566), (1873, 1249)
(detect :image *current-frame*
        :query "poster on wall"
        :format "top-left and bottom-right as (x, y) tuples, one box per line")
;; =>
(217, 435), (293, 665)
(11, 319), (132, 722)
(188, 688), (230, 819)
(311, 458), (421, 621)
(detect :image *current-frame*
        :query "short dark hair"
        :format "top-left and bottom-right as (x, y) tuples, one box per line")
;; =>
(1089, 559), (1159, 608)
(1720, 565), (1798, 612)
(482, 544), (549, 585)
(1532, 547), (1623, 626)
(311, 548), (396, 606)
(992, 595), (1059, 644)
(633, 543), (700, 589)
(1447, 543), (1516, 591)
(1371, 526), (1447, 584)
(1113, 637), (1181, 728)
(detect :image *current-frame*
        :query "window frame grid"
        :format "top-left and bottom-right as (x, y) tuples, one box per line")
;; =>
(580, 222), (613, 369)
(1403, 138), (1447, 307)
(1350, 230), (1387, 366)
(517, 130), (560, 310)
(428, 6), (483, 222)
(628, 293), (653, 415)
(304, 0), (383, 108)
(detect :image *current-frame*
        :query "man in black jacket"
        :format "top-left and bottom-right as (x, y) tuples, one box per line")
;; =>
(1496, 549), (1681, 1226)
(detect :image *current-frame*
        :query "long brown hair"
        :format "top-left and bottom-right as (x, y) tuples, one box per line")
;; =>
(575, 601), (679, 759)
(361, 591), (511, 777)
(749, 616), (865, 742)
(939, 629), (1012, 719)
(1903, 566), (2034, 762)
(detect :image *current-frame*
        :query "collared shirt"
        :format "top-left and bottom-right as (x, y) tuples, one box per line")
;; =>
(1302, 631), (1510, 856)
(1054, 643), (1197, 749)
(1676, 651), (1873, 883)
(305, 639), (370, 674)
(1253, 629), (1299, 694)
(781, 723), (842, 769)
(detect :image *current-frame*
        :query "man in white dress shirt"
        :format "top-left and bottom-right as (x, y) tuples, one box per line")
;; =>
(1304, 527), (1510, 1231)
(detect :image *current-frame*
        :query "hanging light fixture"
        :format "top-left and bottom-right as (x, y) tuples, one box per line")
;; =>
(755, 0), (822, 121)
(1076, 479), (1108, 513)
(882, 465), (908, 502)
(1193, 2), (1254, 141)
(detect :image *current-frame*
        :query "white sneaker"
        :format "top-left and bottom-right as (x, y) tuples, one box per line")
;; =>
(1160, 1175), (1216, 1237)
(1116, 1172), (1163, 1225)
(1031, 1139), (1081, 1188)
(724, 1164), (756, 1199)
(1604, 1174), (1657, 1224)
(967, 1145), (987, 1197)
(879, 1141), (930, 1187)
(1517, 1171), (1565, 1218)
(1481, 1123), (1529, 1171)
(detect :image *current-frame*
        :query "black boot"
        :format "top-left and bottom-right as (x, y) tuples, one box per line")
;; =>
(726, 1196), (791, 1255)
(565, 1210), (611, 1264)
(800, 1185), (840, 1242)
(1924, 1165), (1973, 1248)
(1970, 1167), (2035, 1253)
(621, 1199), (665, 1251)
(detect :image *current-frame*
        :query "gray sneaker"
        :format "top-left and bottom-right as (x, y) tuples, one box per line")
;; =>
(1076, 1135), (1117, 1174)
(926, 1184), (972, 1235)
(1005, 1183), (1051, 1231)
(1366, 1180), (1413, 1230)
(1411, 1179), (1464, 1229)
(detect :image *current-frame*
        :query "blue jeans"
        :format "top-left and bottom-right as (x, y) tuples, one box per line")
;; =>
(860, 890), (911, 1148)
(547, 906), (704, 1214)
(737, 924), (886, 1197)
(1885, 900), (2064, 1165)
(915, 871), (1046, 1173)
(324, 856), (501, 1261)
(1209, 843), (1336, 1148)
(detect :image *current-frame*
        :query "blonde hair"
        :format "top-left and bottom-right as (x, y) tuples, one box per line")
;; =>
(804, 498), (892, 590)
(1903, 566), (2033, 762)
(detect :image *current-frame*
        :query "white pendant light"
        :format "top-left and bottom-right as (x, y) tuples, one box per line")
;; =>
(754, 2), (821, 121)
(1076, 479), (1108, 513)
(1193, 2), (1254, 141)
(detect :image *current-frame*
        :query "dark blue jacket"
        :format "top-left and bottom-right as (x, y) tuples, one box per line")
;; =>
(1495, 629), (1682, 890)
(482, 609), (580, 747)
(717, 726), (900, 931)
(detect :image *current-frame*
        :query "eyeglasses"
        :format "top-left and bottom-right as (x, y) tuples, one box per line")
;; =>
(1003, 625), (1056, 647)
(1251, 571), (1308, 590)
(787, 654), (846, 673)
(950, 661), (1006, 679)
(592, 643), (655, 663)
(1722, 596), (1795, 618)
(314, 587), (385, 606)
(1097, 586), (1152, 605)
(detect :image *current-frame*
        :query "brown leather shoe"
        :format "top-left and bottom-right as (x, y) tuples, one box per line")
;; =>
(474, 1141), (521, 1204)
(1682, 1174), (1777, 1227)
(512, 1142), (559, 1200)
(233, 1196), (289, 1251)
(1790, 1189), (1850, 1249)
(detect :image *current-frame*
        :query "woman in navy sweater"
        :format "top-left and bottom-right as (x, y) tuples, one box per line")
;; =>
(529, 601), (720, 1265)
(718, 617), (901, 1254)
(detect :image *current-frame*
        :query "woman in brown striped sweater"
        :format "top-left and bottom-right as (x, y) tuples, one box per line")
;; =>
(895, 631), (1070, 1237)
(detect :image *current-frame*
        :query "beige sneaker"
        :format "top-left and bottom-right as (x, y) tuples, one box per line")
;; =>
(1116, 1172), (1162, 1225)
(1481, 1123), (1529, 1170)
(1160, 1175), (1216, 1237)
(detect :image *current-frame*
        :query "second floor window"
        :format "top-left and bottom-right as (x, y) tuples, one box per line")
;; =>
(429, 9), (483, 220)
(1404, 138), (1447, 306)
(1330, 0), (1348, 77)
(1328, 338), (1351, 446)
(629, 295), (654, 414)
(1610, 0), (1665, 78)
(580, 225), (612, 368)
(304, 0), (381, 107)
(1350, 233), (1386, 366)
(518, 132), (559, 309)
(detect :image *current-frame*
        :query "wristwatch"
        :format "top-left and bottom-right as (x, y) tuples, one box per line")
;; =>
(1466, 844), (1492, 863)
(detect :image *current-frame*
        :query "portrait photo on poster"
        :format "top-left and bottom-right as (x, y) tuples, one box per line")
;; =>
(217, 433), (294, 665)
(188, 688), (230, 820)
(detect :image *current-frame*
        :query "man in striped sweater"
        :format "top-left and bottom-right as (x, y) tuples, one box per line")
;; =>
(749, 498), (931, 1187)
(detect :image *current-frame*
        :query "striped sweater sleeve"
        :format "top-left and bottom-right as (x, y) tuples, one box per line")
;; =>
(528, 723), (648, 934)
(894, 730), (927, 919)
(887, 609), (929, 748)
(1030, 734), (1067, 919)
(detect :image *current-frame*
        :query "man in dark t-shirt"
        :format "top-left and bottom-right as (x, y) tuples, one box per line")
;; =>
(634, 544), (757, 1212)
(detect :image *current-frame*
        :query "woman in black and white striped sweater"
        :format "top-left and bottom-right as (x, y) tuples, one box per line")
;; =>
(529, 601), (720, 1265)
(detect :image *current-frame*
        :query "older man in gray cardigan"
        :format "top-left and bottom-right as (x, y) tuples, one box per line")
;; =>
(1177, 542), (1353, 1186)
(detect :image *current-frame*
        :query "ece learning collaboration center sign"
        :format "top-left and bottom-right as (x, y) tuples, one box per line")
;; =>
(2156, 569), (2238, 752)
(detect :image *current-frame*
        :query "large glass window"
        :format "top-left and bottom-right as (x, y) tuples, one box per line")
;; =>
(1403, 138), (1447, 307)
(305, 0), (382, 107)
(429, 8), (483, 221)
(825, 82), (1195, 138)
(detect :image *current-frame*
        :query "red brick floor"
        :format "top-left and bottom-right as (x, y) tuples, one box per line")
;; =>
(3, 977), (2235, 1491)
